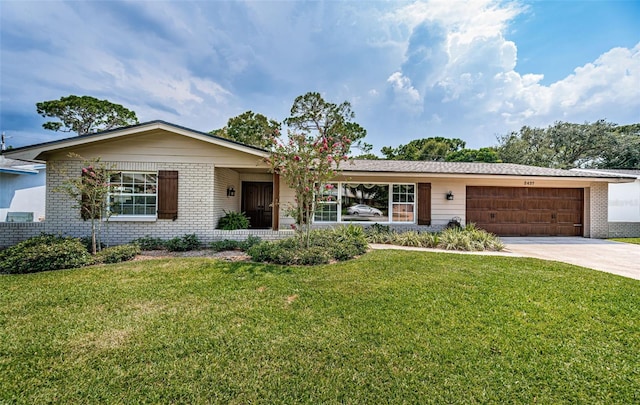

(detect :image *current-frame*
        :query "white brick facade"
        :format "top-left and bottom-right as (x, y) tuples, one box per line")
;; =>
(45, 160), (217, 245)
(589, 182), (609, 238)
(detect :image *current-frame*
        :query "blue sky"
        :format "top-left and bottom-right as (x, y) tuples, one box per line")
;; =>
(1, 0), (639, 153)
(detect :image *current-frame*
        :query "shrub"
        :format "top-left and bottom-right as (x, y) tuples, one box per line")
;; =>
(437, 225), (503, 252)
(165, 234), (201, 252)
(80, 236), (105, 253)
(0, 235), (93, 274)
(210, 239), (241, 252)
(247, 227), (367, 265)
(395, 230), (423, 247)
(365, 224), (395, 244)
(246, 241), (277, 263)
(95, 244), (141, 264)
(297, 247), (331, 265)
(131, 235), (166, 250)
(217, 211), (250, 230)
(240, 235), (262, 251)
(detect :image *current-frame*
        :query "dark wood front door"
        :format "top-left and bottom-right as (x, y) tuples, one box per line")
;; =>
(242, 182), (273, 229)
(466, 186), (584, 236)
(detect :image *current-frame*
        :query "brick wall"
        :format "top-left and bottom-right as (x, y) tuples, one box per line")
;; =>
(47, 160), (217, 245)
(589, 182), (609, 239)
(609, 222), (640, 238)
(0, 222), (46, 248)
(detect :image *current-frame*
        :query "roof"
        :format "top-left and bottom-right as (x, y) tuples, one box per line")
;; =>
(345, 160), (637, 180)
(572, 168), (640, 178)
(1, 120), (269, 161)
(0, 156), (45, 175)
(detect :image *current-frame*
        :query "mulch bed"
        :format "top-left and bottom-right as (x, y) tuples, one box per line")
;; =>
(135, 249), (250, 262)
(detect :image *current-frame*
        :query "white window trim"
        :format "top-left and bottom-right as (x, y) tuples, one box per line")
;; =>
(106, 215), (157, 222)
(314, 182), (416, 224)
(107, 171), (158, 221)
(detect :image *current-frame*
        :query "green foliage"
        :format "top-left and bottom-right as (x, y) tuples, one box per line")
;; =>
(0, 235), (93, 274)
(216, 210), (250, 230)
(364, 224), (501, 251)
(131, 235), (166, 250)
(296, 247), (331, 265)
(283, 91), (371, 154)
(210, 111), (280, 149)
(439, 224), (504, 251)
(381, 137), (466, 161)
(445, 147), (501, 163)
(36, 95), (138, 135)
(80, 236), (105, 252)
(497, 120), (640, 169)
(247, 226), (367, 265)
(165, 234), (202, 252)
(94, 244), (141, 264)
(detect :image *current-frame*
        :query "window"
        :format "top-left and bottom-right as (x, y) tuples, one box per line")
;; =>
(311, 182), (417, 224)
(342, 183), (389, 222)
(314, 183), (339, 222)
(108, 172), (157, 217)
(392, 184), (415, 222)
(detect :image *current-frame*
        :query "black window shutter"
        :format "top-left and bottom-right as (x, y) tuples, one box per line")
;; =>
(157, 170), (178, 220)
(417, 183), (431, 226)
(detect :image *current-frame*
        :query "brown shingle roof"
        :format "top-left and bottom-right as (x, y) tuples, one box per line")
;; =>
(343, 160), (635, 179)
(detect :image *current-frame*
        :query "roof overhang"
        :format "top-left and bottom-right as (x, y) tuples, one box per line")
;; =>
(338, 170), (637, 183)
(1, 121), (270, 161)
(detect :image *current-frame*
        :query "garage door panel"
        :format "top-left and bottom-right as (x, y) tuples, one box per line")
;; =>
(466, 186), (583, 237)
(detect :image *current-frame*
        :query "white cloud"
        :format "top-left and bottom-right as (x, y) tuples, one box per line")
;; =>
(387, 72), (423, 114)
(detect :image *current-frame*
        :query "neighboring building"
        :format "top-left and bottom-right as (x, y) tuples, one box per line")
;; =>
(0, 155), (46, 222)
(1, 121), (635, 247)
(573, 169), (640, 237)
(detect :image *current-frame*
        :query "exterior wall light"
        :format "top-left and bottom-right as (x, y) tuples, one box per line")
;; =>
(446, 191), (454, 200)
(227, 186), (235, 197)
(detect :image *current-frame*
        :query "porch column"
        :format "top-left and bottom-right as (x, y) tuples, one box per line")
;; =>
(272, 172), (280, 230)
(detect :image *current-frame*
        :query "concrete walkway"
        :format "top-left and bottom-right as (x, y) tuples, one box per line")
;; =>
(370, 238), (640, 281)
(501, 237), (640, 280)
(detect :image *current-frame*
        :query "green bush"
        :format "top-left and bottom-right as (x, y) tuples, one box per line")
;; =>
(210, 239), (241, 252)
(80, 236), (105, 252)
(246, 241), (277, 263)
(95, 244), (141, 264)
(165, 234), (202, 252)
(217, 211), (250, 230)
(240, 235), (262, 251)
(0, 235), (93, 274)
(297, 247), (331, 265)
(247, 226), (367, 265)
(131, 235), (166, 250)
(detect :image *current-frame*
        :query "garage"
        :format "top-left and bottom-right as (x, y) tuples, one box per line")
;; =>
(466, 186), (584, 236)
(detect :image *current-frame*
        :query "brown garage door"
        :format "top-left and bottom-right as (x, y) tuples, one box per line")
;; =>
(466, 187), (584, 236)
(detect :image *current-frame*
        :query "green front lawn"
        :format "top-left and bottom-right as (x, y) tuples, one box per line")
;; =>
(610, 237), (640, 245)
(1, 251), (638, 403)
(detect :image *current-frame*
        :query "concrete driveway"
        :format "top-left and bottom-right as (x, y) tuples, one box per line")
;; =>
(501, 237), (640, 280)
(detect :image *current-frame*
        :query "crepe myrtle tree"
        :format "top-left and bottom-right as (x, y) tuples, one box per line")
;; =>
(268, 130), (350, 247)
(55, 153), (115, 254)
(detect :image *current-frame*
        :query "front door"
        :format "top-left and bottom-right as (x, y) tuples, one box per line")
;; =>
(242, 182), (273, 229)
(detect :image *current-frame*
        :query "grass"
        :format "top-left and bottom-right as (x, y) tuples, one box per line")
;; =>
(1, 251), (639, 403)
(610, 237), (640, 245)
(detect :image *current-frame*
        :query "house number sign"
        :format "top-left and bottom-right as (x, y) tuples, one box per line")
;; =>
(524, 181), (535, 186)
